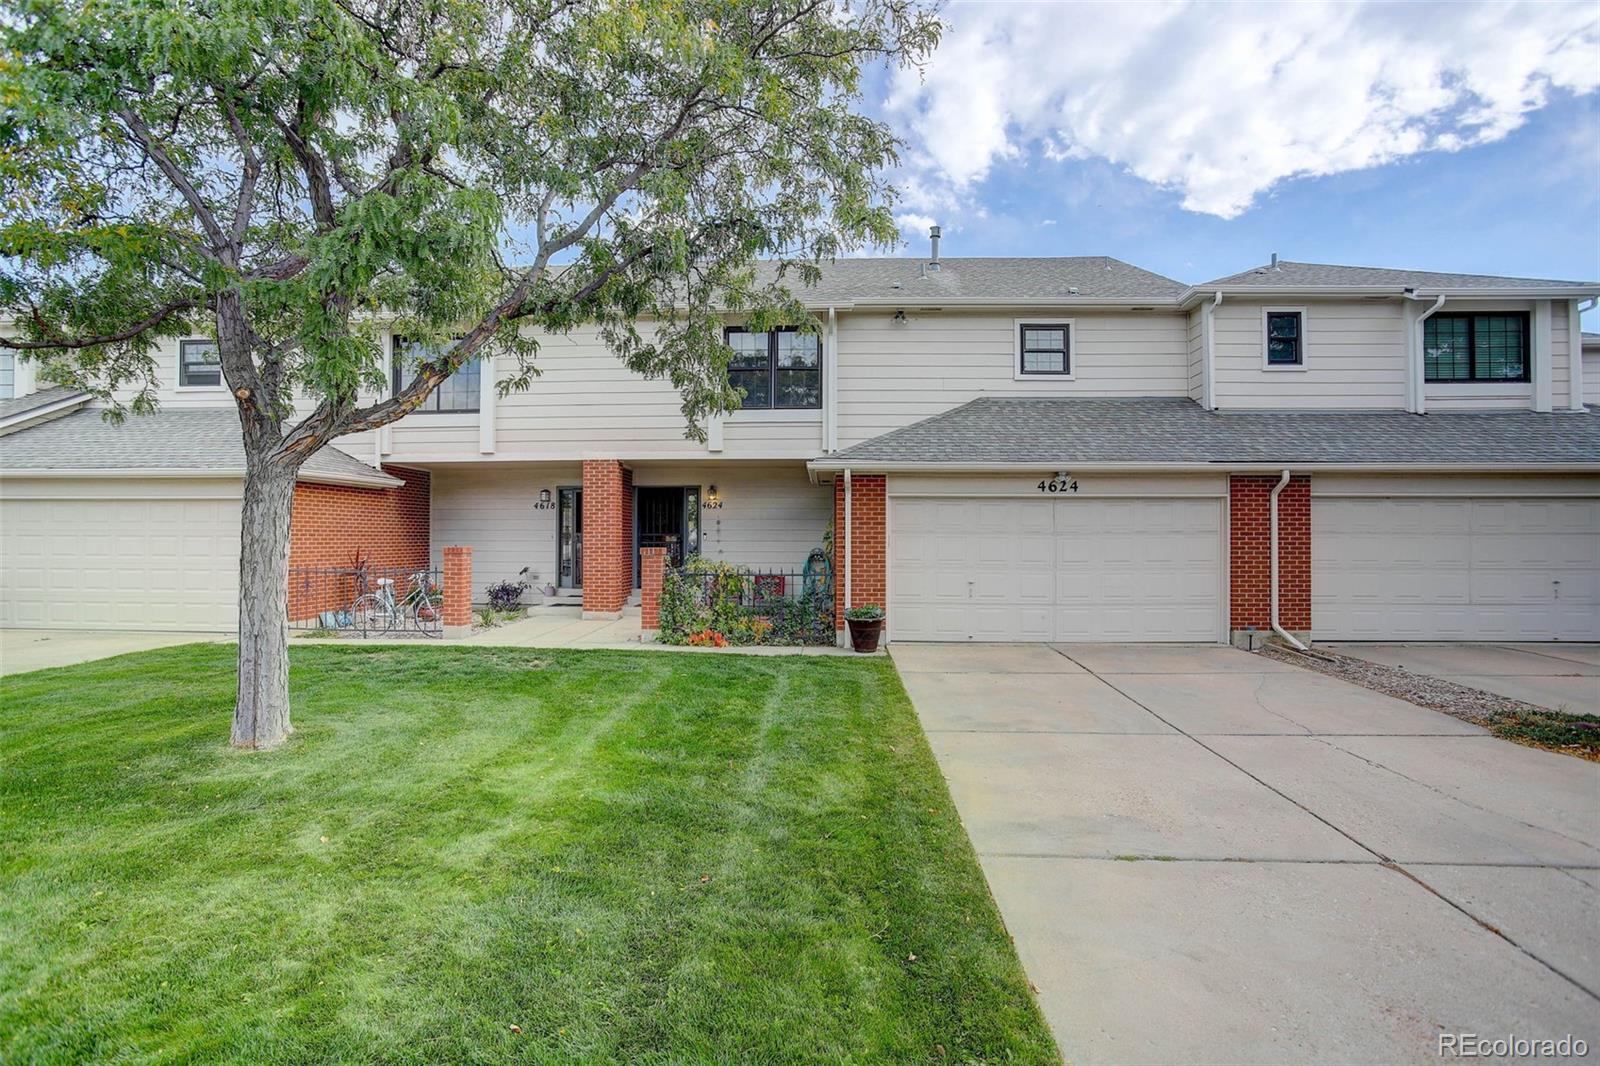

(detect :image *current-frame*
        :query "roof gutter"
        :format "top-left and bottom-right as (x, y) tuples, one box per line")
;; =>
(1176, 285), (1600, 310)
(0, 466), (405, 489)
(805, 459), (1600, 476)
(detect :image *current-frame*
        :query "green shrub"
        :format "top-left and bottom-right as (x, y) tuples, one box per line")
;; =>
(657, 558), (833, 646)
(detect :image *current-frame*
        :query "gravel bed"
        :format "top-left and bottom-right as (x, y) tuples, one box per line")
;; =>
(1256, 643), (1553, 726)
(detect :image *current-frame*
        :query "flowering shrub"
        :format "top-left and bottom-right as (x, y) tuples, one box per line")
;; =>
(685, 628), (729, 647)
(657, 556), (832, 646)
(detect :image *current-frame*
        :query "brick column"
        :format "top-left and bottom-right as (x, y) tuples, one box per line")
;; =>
(639, 546), (668, 634)
(1229, 474), (1311, 647)
(582, 459), (633, 618)
(832, 474), (887, 634)
(442, 545), (473, 639)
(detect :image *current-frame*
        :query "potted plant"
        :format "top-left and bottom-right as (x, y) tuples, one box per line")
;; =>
(844, 604), (885, 653)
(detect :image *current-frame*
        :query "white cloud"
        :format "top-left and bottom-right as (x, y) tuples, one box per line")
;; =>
(886, 0), (1600, 218)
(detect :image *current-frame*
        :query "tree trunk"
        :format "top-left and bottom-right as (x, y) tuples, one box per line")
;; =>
(232, 458), (297, 749)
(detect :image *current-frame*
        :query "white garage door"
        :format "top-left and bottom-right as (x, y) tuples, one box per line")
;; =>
(1313, 497), (1600, 641)
(1, 489), (241, 631)
(889, 496), (1223, 642)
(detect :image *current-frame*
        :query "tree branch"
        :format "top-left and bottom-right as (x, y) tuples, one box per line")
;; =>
(0, 298), (201, 351)
(115, 107), (229, 253)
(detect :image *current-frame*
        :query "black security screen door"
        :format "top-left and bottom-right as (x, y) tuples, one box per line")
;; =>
(558, 487), (582, 589)
(637, 487), (688, 574)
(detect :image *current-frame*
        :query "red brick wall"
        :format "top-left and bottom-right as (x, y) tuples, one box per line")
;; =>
(832, 474), (887, 630)
(640, 546), (667, 630)
(582, 459), (633, 614)
(286, 466), (431, 622)
(442, 546), (473, 629)
(1229, 474), (1311, 633)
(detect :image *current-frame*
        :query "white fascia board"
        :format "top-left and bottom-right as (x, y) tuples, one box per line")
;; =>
(0, 466), (404, 489)
(1177, 285), (1600, 309)
(805, 458), (1600, 476)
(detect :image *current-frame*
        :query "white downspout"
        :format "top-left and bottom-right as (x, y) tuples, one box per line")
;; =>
(1269, 468), (1308, 651)
(843, 468), (853, 645)
(1406, 293), (1446, 415)
(1569, 298), (1592, 412)
(1203, 291), (1222, 411)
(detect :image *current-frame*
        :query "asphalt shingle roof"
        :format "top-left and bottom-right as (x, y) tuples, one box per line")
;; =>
(823, 397), (1600, 467)
(0, 407), (402, 486)
(1201, 260), (1595, 290)
(750, 256), (1187, 304)
(0, 385), (89, 421)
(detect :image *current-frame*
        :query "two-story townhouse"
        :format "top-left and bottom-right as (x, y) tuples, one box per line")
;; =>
(3, 245), (1597, 645)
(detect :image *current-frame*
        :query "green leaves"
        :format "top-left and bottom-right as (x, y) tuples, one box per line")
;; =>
(2, 0), (940, 442)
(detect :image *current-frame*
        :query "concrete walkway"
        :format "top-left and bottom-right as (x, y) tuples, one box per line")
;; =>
(1332, 642), (1599, 715)
(894, 642), (1600, 1065)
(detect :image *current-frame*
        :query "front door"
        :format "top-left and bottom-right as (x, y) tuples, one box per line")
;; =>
(637, 487), (687, 578)
(558, 487), (582, 589)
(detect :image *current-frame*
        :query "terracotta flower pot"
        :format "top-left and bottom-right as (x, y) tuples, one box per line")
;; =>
(846, 617), (883, 653)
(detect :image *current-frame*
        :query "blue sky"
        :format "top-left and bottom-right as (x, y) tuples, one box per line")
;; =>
(864, 1), (1600, 324)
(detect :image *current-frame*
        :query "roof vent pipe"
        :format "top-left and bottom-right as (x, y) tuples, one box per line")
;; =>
(1270, 252), (1279, 269)
(929, 225), (941, 269)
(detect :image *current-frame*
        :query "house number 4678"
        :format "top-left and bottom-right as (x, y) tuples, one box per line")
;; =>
(1038, 477), (1078, 494)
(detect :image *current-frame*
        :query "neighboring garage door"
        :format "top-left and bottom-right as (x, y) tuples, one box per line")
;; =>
(0, 486), (241, 631)
(890, 496), (1223, 642)
(1313, 496), (1600, 641)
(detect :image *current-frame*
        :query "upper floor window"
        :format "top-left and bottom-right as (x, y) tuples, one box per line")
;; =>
(392, 336), (479, 412)
(1425, 313), (1529, 383)
(0, 351), (13, 399)
(1017, 323), (1071, 376)
(179, 339), (222, 387)
(1263, 309), (1305, 367)
(724, 327), (820, 410)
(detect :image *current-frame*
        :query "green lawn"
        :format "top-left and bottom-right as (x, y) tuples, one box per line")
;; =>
(1, 645), (1057, 1064)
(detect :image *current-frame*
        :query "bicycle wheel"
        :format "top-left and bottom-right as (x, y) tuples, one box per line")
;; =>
(411, 596), (442, 636)
(351, 593), (393, 637)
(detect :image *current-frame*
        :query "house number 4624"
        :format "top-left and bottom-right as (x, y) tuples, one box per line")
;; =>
(1038, 477), (1078, 494)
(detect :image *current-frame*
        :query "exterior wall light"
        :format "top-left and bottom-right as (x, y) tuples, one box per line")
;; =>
(539, 488), (552, 505)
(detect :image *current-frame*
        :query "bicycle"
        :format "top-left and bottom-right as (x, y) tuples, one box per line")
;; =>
(350, 570), (442, 636)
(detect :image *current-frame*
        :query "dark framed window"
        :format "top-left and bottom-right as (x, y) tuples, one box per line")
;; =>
(1265, 311), (1303, 366)
(392, 336), (480, 412)
(179, 339), (222, 387)
(723, 327), (820, 409)
(1424, 313), (1530, 383)
(1018, 323), (1070, 375)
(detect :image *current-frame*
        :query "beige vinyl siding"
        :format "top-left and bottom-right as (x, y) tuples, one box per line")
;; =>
(720, 417), (823, 457)
(633, 463), (831, 570)
(429, 462), (578, 597)
(835, 310), (1189, 448)
(1212, 299), (1406, 409)
(1585, 350), (1599, 407)
(1186, 307), (1205, 402)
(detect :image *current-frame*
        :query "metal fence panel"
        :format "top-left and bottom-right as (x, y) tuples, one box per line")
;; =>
(288, 565), (443, 637)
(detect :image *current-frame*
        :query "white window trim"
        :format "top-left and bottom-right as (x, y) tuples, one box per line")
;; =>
(725, 408), (823, 424)
(177, 339), (226, 390)
(1012, 318), (1075, 381)
(1260, 307), (1308, 372)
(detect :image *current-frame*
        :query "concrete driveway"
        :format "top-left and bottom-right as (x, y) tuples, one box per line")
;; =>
(894, 642), (1600, 1065)
(0, 629), (227, 676)
(1332, 642), (1599, 715)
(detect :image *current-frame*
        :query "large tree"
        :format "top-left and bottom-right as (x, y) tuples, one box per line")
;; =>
(0, 0), (938, 748)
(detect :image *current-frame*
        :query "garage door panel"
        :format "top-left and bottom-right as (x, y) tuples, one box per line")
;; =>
(891, 495), (1221, 643)
(1314, 497), (1600, 641)
(2, 493), (240, 631)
